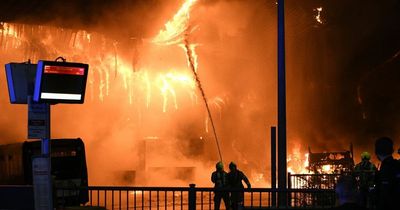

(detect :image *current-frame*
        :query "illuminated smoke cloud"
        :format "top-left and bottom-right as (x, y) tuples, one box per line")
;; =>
(0, 0), (400, 186)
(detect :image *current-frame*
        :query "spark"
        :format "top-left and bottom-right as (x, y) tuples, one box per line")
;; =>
(98, 68), (105, 101)
(158, 74), (177, 112)
(209, 96), (226, 120)
(181, 43), (200, 72)
(149, 0), (202, 113)
(152, 0), (198, 45)
(88, 66), (95, 101)
(315, 7), (324, 24)
(157, 71), (197, 112)
(144, 72), (151, 108)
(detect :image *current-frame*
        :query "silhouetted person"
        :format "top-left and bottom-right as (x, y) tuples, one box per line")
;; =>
(374, 137), (400, 210)
(211, 162), (230, 210)
(353, 151), (377, 208)
(227, 162), (250, 210)
(332, 175), (367, 210)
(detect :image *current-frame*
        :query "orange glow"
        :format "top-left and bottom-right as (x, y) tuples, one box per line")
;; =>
(321, 165), (332, 173)
(287, 143), (310, 174)
(152, 0), (198, 45)
(0, 0), (281, 187)
(181, 43), (199, 72)
(157, 71), (196, 112)
(148, 0), (200, 111)
(0, 1), (391, 190)
(0, 23), (23, 48)
(0, 0), (203, 113)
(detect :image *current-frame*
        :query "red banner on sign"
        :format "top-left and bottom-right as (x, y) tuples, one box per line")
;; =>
(44, 65), (84, 75)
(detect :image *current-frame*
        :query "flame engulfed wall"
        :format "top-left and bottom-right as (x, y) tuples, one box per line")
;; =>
(1, 0), (400, 186)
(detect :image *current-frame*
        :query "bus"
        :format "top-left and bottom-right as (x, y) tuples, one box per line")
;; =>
(0, 138), (89, 206)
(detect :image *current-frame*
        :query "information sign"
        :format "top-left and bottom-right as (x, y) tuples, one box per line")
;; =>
(28, 97), (50, 139)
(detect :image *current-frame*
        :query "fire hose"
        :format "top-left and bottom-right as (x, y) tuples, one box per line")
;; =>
(184, 35), (223, 163)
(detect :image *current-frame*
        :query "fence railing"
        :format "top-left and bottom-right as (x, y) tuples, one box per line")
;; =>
(288, 173), (343, 189)
(55, 185), (336, 210)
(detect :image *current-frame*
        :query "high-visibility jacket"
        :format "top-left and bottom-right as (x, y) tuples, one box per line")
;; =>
(354, 160), (377, 189)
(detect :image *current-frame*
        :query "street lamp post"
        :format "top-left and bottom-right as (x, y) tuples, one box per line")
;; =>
(277, 0), (287, 207)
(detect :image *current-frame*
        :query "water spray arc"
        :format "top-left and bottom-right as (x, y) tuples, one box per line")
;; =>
(151, 0), (224, 162)
(184, 33), (223, 162)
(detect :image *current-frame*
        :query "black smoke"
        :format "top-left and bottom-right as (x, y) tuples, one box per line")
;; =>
(285, 0), (400, 152)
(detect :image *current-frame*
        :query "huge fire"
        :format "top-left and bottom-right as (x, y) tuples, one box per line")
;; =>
(0, 0), (201, 112)
(1, 0), (374, 188)
(0, 0), (230, 186)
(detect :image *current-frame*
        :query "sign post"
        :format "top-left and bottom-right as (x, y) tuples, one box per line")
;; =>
(28, 97), (50, 140)
(28, 96), (52, 210)
(32, 155), (53, 210)
(6, 59), (88, 210)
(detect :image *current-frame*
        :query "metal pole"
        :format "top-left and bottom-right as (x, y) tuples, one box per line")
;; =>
(188, 184), (196, 210)
(277, 0), (287, 207)
(41, 103), (53, 210)
(287, 172), (292, 207)
(271, 126), (277, 207)
(41, 103), (51, 154)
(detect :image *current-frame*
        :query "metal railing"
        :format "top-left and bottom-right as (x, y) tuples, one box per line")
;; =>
(288, 173), (342, 189)
(287, 173), (380, 209)
(56, 185), (336, 210)
(288, 173), (343, 207)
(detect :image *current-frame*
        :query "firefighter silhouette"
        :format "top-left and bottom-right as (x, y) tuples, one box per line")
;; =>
(227, 162), (251, 210)
(374, 137), (400, 210)
(353, 151), (377, 207)
(211, 162), (230, 210)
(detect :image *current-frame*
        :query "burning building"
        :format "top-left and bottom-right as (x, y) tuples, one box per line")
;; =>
(0, 0), (400, 187)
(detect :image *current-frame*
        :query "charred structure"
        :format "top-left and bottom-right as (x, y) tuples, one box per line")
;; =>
(307, 146), (354, 174)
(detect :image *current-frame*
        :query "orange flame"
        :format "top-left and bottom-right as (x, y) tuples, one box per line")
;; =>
(0, 0), (221, 130)
(152, 0), (198, 45)
(287, 143), (310, 174)
(0, 23), (23, 49)
(150, 0), (208, 115)
(157, 71), (196, 112)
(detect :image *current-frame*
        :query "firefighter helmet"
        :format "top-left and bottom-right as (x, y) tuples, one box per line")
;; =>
(216, 161), (224, 170)
(361, 151), (371, 160)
